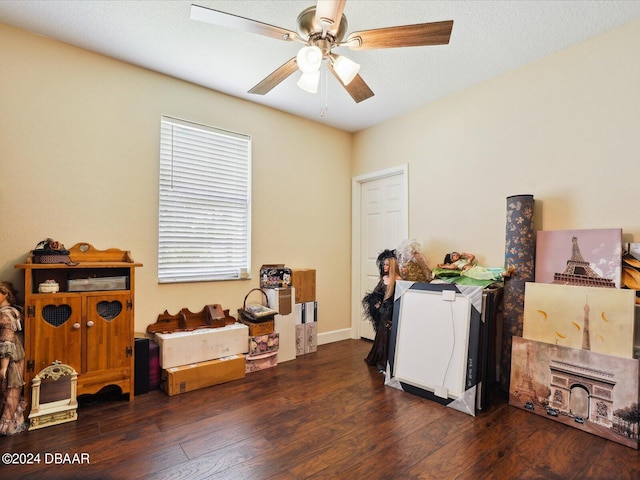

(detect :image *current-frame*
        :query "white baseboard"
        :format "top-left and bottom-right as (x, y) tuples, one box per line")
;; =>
(317, 328), (353, 345)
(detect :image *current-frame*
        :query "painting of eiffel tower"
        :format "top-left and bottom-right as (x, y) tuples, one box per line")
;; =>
(509, 336), (640, 450)
(553, 236), (615, 288)
(535, 228), (622, 288)
(523, 282), (636, 358)
(511, 343), (539, 405)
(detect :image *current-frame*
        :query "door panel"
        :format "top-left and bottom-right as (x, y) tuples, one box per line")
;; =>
(85, 293), (132, 372)
(31, 295), (83, 374)
(359, 173), (407, 340)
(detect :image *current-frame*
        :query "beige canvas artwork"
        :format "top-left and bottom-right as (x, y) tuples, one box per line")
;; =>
(523, 282), (636, 359)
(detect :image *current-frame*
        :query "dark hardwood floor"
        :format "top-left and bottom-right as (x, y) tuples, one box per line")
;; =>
(2, 339), (639, 479)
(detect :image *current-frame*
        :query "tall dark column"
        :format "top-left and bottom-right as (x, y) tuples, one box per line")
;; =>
(500, 194), (535, 391)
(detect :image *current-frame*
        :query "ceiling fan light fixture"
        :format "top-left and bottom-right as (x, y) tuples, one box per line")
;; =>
(191, 3), (453, 104)
(332, 54), (360, 85)
(297, 70), (321, 93)
(296, 45), (323, 73)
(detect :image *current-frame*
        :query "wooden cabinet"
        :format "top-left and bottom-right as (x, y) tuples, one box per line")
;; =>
(15, 243), (142, 401)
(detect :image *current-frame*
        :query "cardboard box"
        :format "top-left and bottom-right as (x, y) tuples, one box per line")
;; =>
(294, 323), (318, 355)
(305, 322), (318, 354)
(248, 332), (279, 356)
(245, 351), (277, 373)
(161, 355), (245, 396)
(294, 301), (318, 355)
(260, 264), (292, 288)
(275, 313), (296, 363)
(302, 301), (317, 324)
(295, 302), (303, 324)
(239, 318), (274, 336)
(155, 323), (249, 369)
(295, 303), (305, 356)
(291, 269), (316, 303)
(265, 287), (293, 315)
(295, 324), (306, 356)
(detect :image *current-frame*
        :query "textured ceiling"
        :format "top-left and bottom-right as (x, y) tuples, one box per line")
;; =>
(1, 0), (640, 132)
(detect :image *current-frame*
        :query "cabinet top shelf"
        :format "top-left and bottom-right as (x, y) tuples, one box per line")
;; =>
(14, 242), (143, 269)
(15, 262), (142, 270)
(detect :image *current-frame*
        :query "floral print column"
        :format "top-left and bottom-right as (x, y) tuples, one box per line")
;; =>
(500, 194), (535, 391)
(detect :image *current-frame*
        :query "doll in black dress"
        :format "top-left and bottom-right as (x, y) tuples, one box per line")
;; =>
(362, 249), (401, 373)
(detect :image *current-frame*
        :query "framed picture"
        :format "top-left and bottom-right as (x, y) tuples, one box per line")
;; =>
(386, 281), (483, 416)
(523, 282), (636, 359)
(535, 228), (622, 288)
(510, 336), (639, 449)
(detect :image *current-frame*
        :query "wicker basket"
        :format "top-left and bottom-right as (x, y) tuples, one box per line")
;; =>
(238, 288), (277, 323)
(33, 253), (73, 264)
(32, 239), (73, 264)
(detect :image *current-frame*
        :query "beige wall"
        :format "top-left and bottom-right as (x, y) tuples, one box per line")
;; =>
(352, 19), (640, 269)
(0, 23), (352, 337)
(2, 18), (639, 339)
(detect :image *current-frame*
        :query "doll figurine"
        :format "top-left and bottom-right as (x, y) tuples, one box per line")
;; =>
(0, 281), (27, 435)
(362, 249), (402, 373)
(438, 251), (515, 280)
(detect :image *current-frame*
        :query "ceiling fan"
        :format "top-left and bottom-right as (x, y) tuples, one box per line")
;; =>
(190, 1), (453, 103)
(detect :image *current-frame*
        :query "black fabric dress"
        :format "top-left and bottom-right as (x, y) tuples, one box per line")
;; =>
(362, 280), (395, 372)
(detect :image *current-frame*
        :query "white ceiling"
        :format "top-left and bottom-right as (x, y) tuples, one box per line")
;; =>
(2, 0), (640, 132)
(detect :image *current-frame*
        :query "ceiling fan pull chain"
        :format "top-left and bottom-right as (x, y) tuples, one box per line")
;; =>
(320, 68), (328, 117)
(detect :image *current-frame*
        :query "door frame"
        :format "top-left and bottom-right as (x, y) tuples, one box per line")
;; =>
(351, 164), (409, 339)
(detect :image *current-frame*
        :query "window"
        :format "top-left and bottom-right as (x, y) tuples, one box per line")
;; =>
(158, 116), (251, 283)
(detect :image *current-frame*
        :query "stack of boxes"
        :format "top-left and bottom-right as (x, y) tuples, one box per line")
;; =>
(291, 269), (317, 356)
(155, 323), (248, 396)
(241, 291), (280, 373)
(152, 264), (319, 393)
(240, 265), (288, 373)
(260, 265), (317, 360)
(265, 286), (296, 364)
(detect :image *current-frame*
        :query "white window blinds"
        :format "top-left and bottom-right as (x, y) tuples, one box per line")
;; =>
(158, 116), (251, 283)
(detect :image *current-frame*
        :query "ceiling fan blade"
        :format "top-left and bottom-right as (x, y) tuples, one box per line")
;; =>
(328, 63), (374, 103)
(315, 0), (346, 34)
(248, 57), (299, 95)
(345, 20), (453, 50)
(190, 4), (300, 42)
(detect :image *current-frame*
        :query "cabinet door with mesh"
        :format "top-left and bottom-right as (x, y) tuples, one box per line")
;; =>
(84, 293), (132, 373)
(31, 295), (83, 375)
